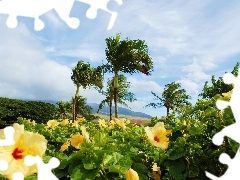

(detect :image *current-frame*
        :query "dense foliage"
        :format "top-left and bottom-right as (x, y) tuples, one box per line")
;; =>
(3, 91), (236, 180)
(0, 97), (58, 126)
(0, 33), (239, 179)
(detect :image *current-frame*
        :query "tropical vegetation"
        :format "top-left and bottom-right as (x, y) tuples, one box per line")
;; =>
(0, 33), (239, 180)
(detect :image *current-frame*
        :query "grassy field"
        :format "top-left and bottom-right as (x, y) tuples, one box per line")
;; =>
(93, 113), (151, 125)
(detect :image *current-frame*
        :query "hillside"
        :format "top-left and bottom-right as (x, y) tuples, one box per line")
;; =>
(31, 100), (151, 118)
(88, 103), (151, 118)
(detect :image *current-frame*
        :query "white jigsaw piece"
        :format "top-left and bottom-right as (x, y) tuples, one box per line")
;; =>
(24, 155), (60, 180)
(213, 73), (240, 145)
(206, 149), (240, 180)
(206, 72), (240, 179)
(0, 126), (15, 171)
(75, 0), (123, 30)
(0, 0), (123, 31)
(0, 0), (80, 31)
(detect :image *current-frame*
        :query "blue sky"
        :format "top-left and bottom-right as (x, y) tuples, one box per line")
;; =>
(0, 0), (240, 117)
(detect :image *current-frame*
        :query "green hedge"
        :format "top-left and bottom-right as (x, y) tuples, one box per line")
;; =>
(0, 97), (58, 125)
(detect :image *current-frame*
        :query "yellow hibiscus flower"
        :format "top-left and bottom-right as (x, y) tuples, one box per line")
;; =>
(70, 135), (84, 149)
(144, 122), (171, 150)
(125, 168), (139, 180)
(114, 118), (126, 129)
(47, 120), (59, 129)
(0, 123), (47, 179)
(60, 119), (69, 126)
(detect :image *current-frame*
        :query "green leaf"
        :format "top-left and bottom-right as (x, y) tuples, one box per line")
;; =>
(189, 126), (201, 136)
(54, 168), (69, 178)
(71, 165), (99, 180)
(83, 158), (98, 170)
(168, 147), (186, 160)
(102, 154), (114, 166)
(25, 175), (37, 180)
(188, 163), (199, 177)
(132, 163), (148, 174)
(57, 159), (69, 169)
(228, 138), (239, 153)
(138, 173), (149, 180)
(164, 158), (186, 180)
(108, 155), (132, 174)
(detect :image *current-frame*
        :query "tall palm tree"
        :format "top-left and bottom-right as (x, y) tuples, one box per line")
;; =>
(71, 60), (103, 121)
(146, 82), (191, 116)
(104, 33), (153, 118)
(97, 74), (136, 120)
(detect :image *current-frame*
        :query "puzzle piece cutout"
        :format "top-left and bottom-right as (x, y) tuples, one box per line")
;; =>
(76, 0), (123, 30)
(24, 155), (60, 180)
(213, 73), (240, 145)
(0, 126), (15, 172)
(0, 125), (60, 180)
(0, 0), (79, 31)
(0, 126), (15, 146)
(206, 72), (240, 179)
(0, 0), (123, 31)
(12, 172), (24, 180)
(206, 148), (240, 180)
(0, 160), (8, 171)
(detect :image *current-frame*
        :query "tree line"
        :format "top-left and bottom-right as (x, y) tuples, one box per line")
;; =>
(1, 32), (239, 125)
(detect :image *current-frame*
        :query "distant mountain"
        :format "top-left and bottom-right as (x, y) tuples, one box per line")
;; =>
(20, 99), (151, 119)
(88, 103), (151, 119)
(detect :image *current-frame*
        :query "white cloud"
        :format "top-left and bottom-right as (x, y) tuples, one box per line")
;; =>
(43, 11), (65, 29)
(176, 79), (199, 95)
(80, 88), (105, 103)
(181, 61), (211, 82)
(55, 43), (105, 63)
(128, 77), (163, 94)
(0, 22), (75, 101)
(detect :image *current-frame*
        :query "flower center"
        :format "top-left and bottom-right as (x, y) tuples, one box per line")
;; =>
(154, 136), (160, 142)
(12, 148), (23, 160)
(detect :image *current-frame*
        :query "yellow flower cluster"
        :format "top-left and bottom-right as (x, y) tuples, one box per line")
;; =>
(25, 119), (36, 126)
(76, 117), (86, 123)
(47, 117), (86, 129)
(60, 119), (69, 126)
(98, 119), (108, 129)
(114, 118), (126, 129)
(0, 123), (47, 179)
(98, 118), (130, 129)
(47, 120), (59, 129)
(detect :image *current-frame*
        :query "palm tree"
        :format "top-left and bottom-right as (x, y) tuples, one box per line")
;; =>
(97, 74), (136, 120)
(146, 82), (191, 116)
(104, 33), (153, 118)
(56, 101), (67, 119)
(71, 60), (103, 121)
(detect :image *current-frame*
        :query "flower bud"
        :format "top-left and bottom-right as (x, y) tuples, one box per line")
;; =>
(126, 168), (139, 180)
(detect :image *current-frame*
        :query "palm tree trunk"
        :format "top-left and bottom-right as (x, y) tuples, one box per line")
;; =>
(109, 99), (112, 120)
(73, 85), (80, 122)
(166, 107), (170, 116)
(72, 97), (76, 123)
(114, 73), (118, 118)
